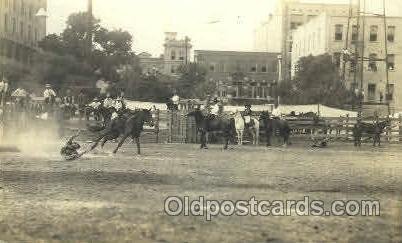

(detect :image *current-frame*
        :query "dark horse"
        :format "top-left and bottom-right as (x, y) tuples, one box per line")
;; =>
(187, 109), (235, 150)
(89, 109), (154, 154)
(354, 119), (390, 146)
(259, 111), (291, 146)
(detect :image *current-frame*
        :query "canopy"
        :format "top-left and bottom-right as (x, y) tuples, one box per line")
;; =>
(272, 104), (357, 118)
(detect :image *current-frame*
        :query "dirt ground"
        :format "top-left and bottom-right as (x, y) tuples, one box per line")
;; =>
(1, 142), (402, 243)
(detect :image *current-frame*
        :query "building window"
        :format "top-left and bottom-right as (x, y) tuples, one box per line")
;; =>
(388, 26), (395, 42)
(171, 66), (175, 73)
(368, 53), (378, 71)
(209, 64), (215, 72)
(20, 22), (24, 38)
(171, 50), (176, 60)
(307, 15), (316, 22)
(261, 65), (267, 72)
(352, 25), (358, 42)
(386, 84), (394, 101)
(4, 14), (8, 33)
(28, 25), (32, 43)
(335, 24), (343, 41)
(250, 65), (256, 72)
(350, 58), (357, 72)
(368, 84), (376, 101)
(333, 52), (341, 67)
(370, 25), (378, 41)
(385, 54), (395, 70)
(12, 18), (16, 34)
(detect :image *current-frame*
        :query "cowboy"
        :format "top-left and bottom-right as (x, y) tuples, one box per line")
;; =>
(60, 131), (82, 160)
(210, 97), (220, 117)
(43, 84), (57, 105)
(171, 92), (180, 111)
(243, 104), (254, 128)
(103, 93), (114, 109)
(89, 97), (102, 110)
(373, 118), (382, 147)
(353, 120), (362, 147)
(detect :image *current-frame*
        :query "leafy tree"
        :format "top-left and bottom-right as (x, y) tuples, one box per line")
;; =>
(278, 54), (355, 107)
(175, 63), (209, 98)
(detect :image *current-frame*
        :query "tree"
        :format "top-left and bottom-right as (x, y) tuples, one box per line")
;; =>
(175, 63), (209, 98)
(278, 54), (355, 107)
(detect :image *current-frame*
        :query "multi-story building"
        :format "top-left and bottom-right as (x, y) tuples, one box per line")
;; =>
(254, 0), (355, 81)
(138, 32), (192, 77)
(0, 0), (47, 66)
(194, 50), (280, 104)
(291, 12), (402, 113)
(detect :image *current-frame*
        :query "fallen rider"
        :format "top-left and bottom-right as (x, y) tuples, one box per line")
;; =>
(60, 131), (88, 160)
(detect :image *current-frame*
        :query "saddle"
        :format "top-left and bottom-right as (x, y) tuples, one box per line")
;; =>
(244, 115), (254, 127)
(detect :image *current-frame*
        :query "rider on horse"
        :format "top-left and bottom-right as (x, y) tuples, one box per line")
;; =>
(243, 104), (254, 128)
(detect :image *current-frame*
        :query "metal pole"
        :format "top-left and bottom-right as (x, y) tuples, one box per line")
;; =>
(342, 0), (353, 82)
(382, 0), (391, 117)
(359, 0), (366, 119)
(87, 0), (93, 57)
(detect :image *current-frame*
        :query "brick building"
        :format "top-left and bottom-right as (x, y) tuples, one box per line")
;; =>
(194, 50), (280, 104)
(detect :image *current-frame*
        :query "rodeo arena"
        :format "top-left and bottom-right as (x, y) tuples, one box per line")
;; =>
(1, 76), (402, 242)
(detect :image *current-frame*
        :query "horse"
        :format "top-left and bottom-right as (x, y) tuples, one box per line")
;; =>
(186, 109), (235, 150)
(354, 119), (390, 146)
(233, 111), (260, 145)
(89, 109), (154, 154)
(233, 111), (245, 145)
(259, 111), (291, 146)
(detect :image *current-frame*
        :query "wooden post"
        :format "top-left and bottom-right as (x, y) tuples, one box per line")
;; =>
(154, 109), (160, 143)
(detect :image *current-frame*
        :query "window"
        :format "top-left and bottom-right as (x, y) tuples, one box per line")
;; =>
(250, 65), (256, 72)
(20, 22), (23, 38)
(386, 84), (394, 101)
(261, 65), (267, 72)
(370, 25), (378, 41)
(368, 53), (378, 71)
(352, 25), (358, 42)
(333, 52), (341, 67)
(290, 22), (297, 30)
(307, 15), (316, 22)
(387, 54), (395, 70)
(28, 25), (32, 42)
(12, 18), (16, 34)
(171, 66), (175, 73)
(335, 24), (343, 41)
(4, 14), (8, 33)
(209, 64), (215, 72)
(350, 58), (357, 72)
(368, 84), (376, 101)
(388, 26), (395, 42)
(171, 50), (176, 60)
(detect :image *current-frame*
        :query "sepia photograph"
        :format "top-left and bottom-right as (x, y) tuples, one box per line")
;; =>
(0, 0), (402, 242)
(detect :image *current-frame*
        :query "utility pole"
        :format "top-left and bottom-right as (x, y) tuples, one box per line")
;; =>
(358, 0), (366, 119)
(87, 0), (93, 57)
(184, 36), (189, 65)
(382, 0), (391, 117)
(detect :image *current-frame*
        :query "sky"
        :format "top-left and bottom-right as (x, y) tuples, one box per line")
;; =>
(47, 0), (402, 57)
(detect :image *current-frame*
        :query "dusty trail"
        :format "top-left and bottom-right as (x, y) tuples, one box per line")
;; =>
(0, 143), (402, 242)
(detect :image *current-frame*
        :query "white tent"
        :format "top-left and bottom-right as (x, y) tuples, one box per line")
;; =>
(272, 104), (357, 118)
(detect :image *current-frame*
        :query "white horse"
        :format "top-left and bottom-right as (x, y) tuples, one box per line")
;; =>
(246, 116), (260, 145)
(233, 111), (245, 145)
(233, 111), (260, 145)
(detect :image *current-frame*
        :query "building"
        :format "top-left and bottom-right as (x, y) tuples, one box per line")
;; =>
(0, 0), (47, 66)
(194, 50), (280, 104)
(254, 0), (355, 81)
(138, 32), (192, 77)
(137, 52), (164, 75)
(291, 12), (402, 113)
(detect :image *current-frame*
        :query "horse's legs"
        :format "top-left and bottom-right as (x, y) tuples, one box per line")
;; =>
(113, 133), (130, 154)
(223, 132), (229, 150)
(135, 137), (141, 154)
(200, 131), (207, 149)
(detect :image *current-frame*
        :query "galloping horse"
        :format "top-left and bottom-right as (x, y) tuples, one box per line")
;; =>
(89, 109), (154, 154)
(259, 111), (291, 146)
(187, 109), (235, 150)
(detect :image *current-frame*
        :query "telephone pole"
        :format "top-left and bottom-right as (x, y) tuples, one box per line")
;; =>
(87, 0), (93, 57)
